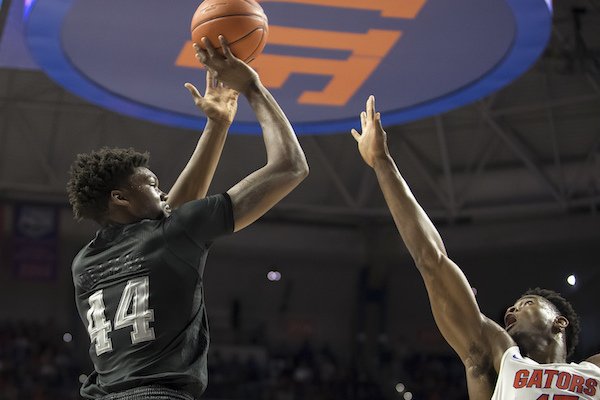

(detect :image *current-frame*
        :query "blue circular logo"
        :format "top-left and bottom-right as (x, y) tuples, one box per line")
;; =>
(25, 0), (552, 134)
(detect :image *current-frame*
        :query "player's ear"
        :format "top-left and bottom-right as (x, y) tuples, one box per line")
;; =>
(553, 315), (569, 333)
(110, 190), (129, 206)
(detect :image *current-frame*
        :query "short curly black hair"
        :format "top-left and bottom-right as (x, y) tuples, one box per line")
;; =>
(67, 147), (149, 222)
(522, 287), (580, 359)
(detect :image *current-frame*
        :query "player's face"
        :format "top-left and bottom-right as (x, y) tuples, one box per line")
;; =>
(504, 295), (559, 338)
(121, 167), (169, 220)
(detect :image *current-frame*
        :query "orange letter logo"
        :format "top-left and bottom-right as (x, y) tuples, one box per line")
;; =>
(258, 0), (427, 19)
(176, 0), (427, 106)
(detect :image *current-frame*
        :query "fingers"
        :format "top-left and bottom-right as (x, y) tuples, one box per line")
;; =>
(184, 82), (203, 103)
(201, 37), (217, 58)
(193, 42), (208, 65)
(360, 111), (366, 131)
(197, 37), (220, 70)
(205, 69), (216, 89)
(206, 70), (231, 90)
(197, 36), (232, 70)
(375, 112), (384, 130)
(366, 95), (376, 121)
(219, 35), (236, 60)
(351, 129), (361, 142)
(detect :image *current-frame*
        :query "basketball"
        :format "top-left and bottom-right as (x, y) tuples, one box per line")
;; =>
(191, 0), (269, 63)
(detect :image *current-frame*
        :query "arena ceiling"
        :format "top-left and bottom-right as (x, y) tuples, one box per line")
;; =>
(0, 0), (598, 234)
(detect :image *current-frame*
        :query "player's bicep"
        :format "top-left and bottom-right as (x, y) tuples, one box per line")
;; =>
(421, 255), (496, 360)
(227, 165), (305, 232)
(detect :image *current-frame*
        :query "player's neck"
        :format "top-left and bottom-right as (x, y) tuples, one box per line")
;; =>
(99, 215), (139, 228)
(519, 335), (567, 364)
(103, 206), (141, 226)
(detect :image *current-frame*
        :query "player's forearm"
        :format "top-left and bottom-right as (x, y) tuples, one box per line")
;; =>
(372, 155), (447, 267)
(244, 82), (308, 175)
(373, 155), (498, 361)
(167, 119), (230, 208)
(224, 83), (307, 233)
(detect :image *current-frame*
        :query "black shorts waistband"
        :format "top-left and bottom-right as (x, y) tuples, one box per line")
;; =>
(99, 386), (196, 400)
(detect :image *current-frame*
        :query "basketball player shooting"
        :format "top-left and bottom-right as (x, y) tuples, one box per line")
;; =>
(67, 36), (308, 400)
(351, 95), (600, 400)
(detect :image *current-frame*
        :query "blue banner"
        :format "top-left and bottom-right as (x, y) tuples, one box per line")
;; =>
(11, 204), (59, 280)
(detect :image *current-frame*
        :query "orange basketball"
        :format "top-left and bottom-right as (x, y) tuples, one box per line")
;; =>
(191, 0), (269, 63)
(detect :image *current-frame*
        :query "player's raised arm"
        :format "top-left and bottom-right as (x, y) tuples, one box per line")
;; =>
(351, 96), (513, 370)
(166, 67), (239, 209)
(196, 36), (308, 232)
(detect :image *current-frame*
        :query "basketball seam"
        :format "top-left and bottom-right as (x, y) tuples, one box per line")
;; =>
(191, 25), (266, 62)
(192, 25), (266, 45)
(235, 28), (267, 62)
(192, 13), (267, 28)
(218, 27), (265, 58)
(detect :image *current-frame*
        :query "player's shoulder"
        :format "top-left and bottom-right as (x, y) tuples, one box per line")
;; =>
(481, 315), (516, 356)
(172, 193), (229, 213)
(583, 354), (600, 369)
(166, 193), (233, 227)
(71, 240), (94, 276)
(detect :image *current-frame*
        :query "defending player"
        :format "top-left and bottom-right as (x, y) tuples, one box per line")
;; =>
(351, 95), (600, 400)
(67, 37), (308, 400)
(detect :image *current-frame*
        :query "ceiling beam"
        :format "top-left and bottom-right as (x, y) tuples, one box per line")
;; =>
(396, 134), (453, 214)
(435, 115), (457, 216)
(306, 137), (357, 208)
(491, 94), (600, 117)
(483, 114), (566, 207)
(567, 131), (600, 199)
(542, 59), (567, 197)
(13, 107), (61, 186)
(455, 132), (499, 210)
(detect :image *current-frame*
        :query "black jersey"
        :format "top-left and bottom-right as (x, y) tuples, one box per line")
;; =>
(72, 194), (234, 399)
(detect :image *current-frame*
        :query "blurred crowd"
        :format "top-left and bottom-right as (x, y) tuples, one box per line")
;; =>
(204, 341), (467, 400)
(0, 321), (80, 400)
(0, 321), (467, 400)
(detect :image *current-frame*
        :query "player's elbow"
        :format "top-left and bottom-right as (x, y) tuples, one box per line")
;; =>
(287, 160), (309, 186)
(414, 248), (447, 275)
(291, 148), (309, 178)
(295, 157), (309, 180)
(275, 153), (309, 181)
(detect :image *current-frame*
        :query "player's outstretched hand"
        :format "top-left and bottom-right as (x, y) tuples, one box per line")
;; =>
(184, 69), (239, 124)
(193, 36), (260, 95)
(351, 95), (390, 168)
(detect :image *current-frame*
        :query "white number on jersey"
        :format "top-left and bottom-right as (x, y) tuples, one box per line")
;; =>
(86, 277), (155, 356)
(114, 277), (155, 344)
(86, 290), (113, 355)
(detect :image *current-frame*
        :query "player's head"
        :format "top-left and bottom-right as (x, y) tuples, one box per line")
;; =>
(67, 147), (168, 224)
(504, 287), (580, 358)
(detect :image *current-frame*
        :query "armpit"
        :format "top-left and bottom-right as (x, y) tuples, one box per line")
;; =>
(464, 343), (494, 378)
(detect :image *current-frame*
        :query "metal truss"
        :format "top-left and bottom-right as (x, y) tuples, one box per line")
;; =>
(0, 2), (599, 226)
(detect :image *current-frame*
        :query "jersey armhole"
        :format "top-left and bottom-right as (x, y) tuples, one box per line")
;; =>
(221, 192), (235, 233)
(491, 346), (519, 399)
(579, 361), (600, 371)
